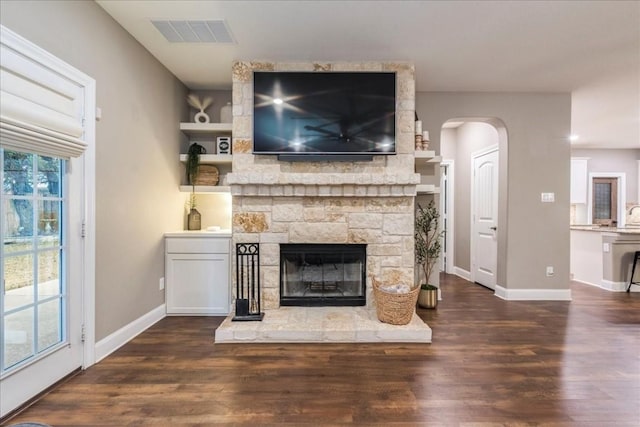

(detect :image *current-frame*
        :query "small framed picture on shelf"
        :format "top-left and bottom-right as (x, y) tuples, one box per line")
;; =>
(217, 136), (231, 154)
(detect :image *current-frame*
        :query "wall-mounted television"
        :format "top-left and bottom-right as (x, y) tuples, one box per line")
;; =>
(253, 71), (396, 160)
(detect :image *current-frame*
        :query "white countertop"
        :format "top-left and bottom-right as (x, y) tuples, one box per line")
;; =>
(164, 229), (232, 238)
(570, 225), (640, 235)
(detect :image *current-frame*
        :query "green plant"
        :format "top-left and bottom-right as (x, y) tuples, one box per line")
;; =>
(415, 200), (444, 286)
(187, 191), (197, 210)
(186, 142), (206, 185)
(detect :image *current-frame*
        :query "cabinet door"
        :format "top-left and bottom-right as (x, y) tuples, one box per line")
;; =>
(166, 253), (230, 315)
(571, 159), (588, 204)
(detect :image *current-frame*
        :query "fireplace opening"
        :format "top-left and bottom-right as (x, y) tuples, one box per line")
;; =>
(280, 244), (366, 306)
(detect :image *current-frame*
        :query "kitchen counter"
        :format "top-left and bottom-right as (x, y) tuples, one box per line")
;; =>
(570, 225), (640, 234)
(571, 227), (640, 291)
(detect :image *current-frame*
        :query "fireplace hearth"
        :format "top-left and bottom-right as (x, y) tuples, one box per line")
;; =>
(280, 244), (366, 306)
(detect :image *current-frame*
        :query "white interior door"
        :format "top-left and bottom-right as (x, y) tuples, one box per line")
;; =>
(472, 147), (498, 289)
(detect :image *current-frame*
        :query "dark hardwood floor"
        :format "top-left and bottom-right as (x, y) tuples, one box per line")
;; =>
(5, 274), (640, 426)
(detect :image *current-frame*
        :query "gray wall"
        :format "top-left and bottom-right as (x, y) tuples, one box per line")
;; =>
(571, 148), (640, 204)
(442, 123), (499, 272)
(417, 92), (571, 291)
(1, 1), (188, 340)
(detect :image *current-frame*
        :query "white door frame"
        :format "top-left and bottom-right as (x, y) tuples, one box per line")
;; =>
(81, 88), (96, 369)
(440, 160), (455, 274)
(0, 25), (96, 417)
(587, 172), (626, 227)
(470, 144), (499, 285)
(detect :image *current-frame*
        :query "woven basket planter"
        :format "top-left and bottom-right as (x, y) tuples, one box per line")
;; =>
(372, 278), (419, 325)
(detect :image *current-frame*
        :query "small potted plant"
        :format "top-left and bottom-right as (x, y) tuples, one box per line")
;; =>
(185, 142), (206, 186)
(186, 191), (201, 230)
(415, 200), (444, 308)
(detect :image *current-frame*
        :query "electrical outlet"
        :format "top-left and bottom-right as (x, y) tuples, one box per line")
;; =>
(603, 243), (610, 253)
(546, 266), (554, 277)
(159, 277), (165, 290)
(541, 192), (555, 203)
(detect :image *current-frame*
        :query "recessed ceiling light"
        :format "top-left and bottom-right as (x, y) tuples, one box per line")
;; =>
(569, 134), (579, 142)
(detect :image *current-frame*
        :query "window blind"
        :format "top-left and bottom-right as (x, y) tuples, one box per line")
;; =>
(0, 26), (88, 159)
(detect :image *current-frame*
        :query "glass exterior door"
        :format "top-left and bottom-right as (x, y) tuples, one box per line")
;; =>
(1, 149), (66, 374)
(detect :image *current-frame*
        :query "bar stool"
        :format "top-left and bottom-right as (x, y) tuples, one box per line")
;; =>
(627, 251), (640, 292)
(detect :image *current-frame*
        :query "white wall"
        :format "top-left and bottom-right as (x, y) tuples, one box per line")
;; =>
(1, 0), (188, 340)
(418, 92), (571, 292)
(441, 128), (457, 160)
(571, 148), (640, 204)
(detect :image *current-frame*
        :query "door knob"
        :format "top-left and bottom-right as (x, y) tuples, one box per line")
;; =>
(490, 226), (497, 231)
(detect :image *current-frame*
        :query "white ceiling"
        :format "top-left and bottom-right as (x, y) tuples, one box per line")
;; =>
(96, 0), (639, 149)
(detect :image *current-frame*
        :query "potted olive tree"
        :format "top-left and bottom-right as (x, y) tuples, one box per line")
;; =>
(415, 200), (444, 308)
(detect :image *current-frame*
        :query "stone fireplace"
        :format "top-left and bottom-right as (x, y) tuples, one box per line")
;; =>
(228, 60), (419, 311)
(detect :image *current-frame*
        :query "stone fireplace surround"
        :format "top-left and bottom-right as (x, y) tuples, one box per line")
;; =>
(214, 61), (431, 343)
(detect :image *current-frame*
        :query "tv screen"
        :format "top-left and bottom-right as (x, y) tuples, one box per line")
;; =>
(253, 72), (396, 156)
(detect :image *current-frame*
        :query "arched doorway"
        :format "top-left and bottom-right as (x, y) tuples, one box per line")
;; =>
(439, 118), (508, 293)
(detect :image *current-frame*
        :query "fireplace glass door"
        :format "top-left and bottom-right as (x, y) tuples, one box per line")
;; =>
(280, 244), (366, 306)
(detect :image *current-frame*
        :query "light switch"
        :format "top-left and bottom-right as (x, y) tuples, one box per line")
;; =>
(541, 192), (555, 203)
(603, 243), (610, 253)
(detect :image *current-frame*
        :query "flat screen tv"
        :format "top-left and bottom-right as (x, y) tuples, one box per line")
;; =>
(253, 71), (396, 159)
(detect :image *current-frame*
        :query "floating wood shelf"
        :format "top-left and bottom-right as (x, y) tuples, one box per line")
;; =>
(414, 150), (442, 165)
(416, 184), (441, 194)
(179, 185), (231, 194)
(179, 122), (232, 135)
(179, 154), (232, 165)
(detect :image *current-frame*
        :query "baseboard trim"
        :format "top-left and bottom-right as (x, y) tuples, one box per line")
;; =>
(453, 267), (471, 281)
(494, 285), (572, 301)
(572, 278), (600, 288)
(601, 279), (636, 292)
(573, 278), (638, 292)
(95, 304), (166, 363)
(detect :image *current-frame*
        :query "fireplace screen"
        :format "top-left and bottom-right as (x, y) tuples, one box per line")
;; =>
(280, 244), (366, 306)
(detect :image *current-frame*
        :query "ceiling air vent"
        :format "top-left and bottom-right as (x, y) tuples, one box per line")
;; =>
(151, 20), (234, 43)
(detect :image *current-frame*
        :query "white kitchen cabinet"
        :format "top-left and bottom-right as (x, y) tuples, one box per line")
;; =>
(570, 158), (588, 204)
(165, 233), (231, 315)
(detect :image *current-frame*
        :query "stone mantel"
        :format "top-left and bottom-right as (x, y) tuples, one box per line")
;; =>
(227, 171), (421, 197)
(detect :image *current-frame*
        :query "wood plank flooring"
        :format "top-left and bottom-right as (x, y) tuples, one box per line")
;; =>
(5, 274), (640, 426)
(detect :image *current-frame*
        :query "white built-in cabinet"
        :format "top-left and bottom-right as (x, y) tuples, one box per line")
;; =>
(571, 158), (588, 204)
(165, 233), (231, 315)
